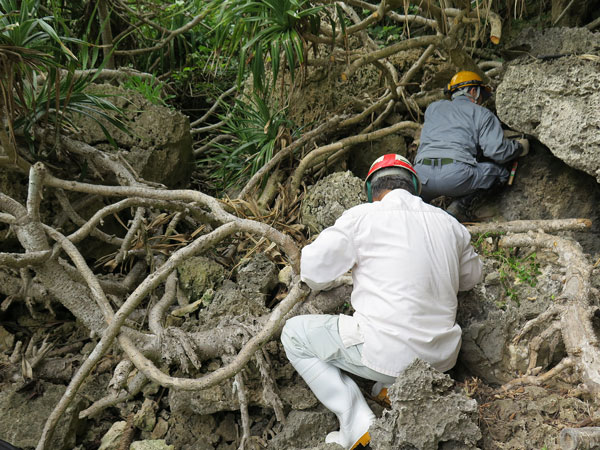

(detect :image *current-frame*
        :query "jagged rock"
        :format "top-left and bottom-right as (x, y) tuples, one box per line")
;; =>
(130, 440), (174, 450)
(98, 421), (128, 450)
(265, 410), (338, 450)
(164, 413), (219, 450)
(134, 398), (158, 432)
(177, 256), (225, 303)
(300, 171), (366, 234)
(150, 417), (169, 440)
(0, 326), (14, 353)
(479, 385), (597, 449)
(0, 381), (84, 450)
(236, 253), (279, 295)
(370, 359), (481, 450)
(72, 83), (193, 188)
(496, 28), (600, 182)
(349, 134), (408, 179)
(456, 252), (566, 384)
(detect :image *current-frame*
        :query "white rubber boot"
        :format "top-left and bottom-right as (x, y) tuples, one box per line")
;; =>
(292, 357), (375, 449)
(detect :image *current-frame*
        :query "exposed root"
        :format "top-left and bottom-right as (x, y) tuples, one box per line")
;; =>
(502, 357), (575, 390)
(500, 229), (600, 394)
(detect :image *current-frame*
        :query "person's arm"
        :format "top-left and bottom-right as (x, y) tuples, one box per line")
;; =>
(457, 227), (483, 292)
(301, 216), (357, 292)
(478, 111), (521, 164)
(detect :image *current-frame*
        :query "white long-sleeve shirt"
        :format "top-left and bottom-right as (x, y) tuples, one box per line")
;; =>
(301, 189), (483, 376)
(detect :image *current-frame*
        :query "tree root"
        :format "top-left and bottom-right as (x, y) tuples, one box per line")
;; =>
(560, 427), (600, 450)
(499, 230), (600, 396)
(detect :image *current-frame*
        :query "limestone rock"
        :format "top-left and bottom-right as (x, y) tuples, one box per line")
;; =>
(370, 359), (481, 450)
(130, 440), (174, 450)
(72, 83), (193, 188)
(496, 28), (600, 182)
(0, 381), (84, 450)
(236, 253), (279, 294)
(133, 398), (158, 432)
(265, 410), (338, 450)
(300, 171), (366, 235)
(177, 256), (225, 303)
(98, 421), (128, 450)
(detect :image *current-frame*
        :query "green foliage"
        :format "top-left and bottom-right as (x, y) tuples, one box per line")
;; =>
(199, 92), (294, 193)
(211, 0), (322, 93)
(474, 233), (542, 308)
(14, 68), (128, 155)
(1, 0), (127, 156)
(123, 75), (175, 107)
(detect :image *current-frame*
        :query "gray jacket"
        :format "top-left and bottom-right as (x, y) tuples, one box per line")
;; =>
(415, 96), (520, 165)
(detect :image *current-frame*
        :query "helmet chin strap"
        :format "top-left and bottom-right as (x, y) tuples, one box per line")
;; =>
(366, 181), (373, 203)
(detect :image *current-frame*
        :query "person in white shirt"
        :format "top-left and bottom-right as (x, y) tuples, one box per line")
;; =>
(281, 154), (483, 450)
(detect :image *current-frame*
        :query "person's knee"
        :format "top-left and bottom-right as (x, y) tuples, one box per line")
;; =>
(281, 316), (306, 353)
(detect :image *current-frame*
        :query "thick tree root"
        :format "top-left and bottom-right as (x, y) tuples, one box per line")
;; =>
(560, 427), (600, 450)
(499, 230), (600, 395)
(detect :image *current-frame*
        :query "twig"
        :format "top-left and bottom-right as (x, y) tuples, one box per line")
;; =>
(190, 86), (237, 127)
(79, 370), (147, 419)
(0, 250), (51, 268)
(115, 207), (145, 265)
(255, 349), (286, 423)
(552, 0), (576, 25)
(116, 281), (308, 390)
(234, 371), (251, 450)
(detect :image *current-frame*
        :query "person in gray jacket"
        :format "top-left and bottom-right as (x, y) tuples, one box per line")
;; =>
(413, 70), (529, 220)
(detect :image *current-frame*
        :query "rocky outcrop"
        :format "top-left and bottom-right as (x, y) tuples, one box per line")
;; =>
(495, 28), (600, 182)
(370, 359), (481, 450)
(300, 171), (366, 234)
(73, 84), (193, 187)
(0, 381), (84, 450)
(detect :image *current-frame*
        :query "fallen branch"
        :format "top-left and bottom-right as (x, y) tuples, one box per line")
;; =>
(466, 218), (592, 235)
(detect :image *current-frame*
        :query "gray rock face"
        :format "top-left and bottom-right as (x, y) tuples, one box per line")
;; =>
(300, 171), (366, 235)
(0, 381), (84, 450)
(130, 440), (174, 450)
(370, 360), (481, 450)
(495, 28), (600, 182)
(349, 134), (408, 179)
(177, 256), (225, 303)
(73, 84), (193, 187)
(265, 410), (338, 450)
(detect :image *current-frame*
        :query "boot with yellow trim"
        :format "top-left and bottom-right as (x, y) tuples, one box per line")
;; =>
(371, 381), (392, 408)
(290, 357), (375, 449)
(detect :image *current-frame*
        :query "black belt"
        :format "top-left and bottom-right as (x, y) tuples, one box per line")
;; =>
(419, 158), (455, 166)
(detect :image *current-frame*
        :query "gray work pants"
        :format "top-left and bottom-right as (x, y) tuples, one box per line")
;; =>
(414, 160), (509, 202)
(281, 315), (396, 384)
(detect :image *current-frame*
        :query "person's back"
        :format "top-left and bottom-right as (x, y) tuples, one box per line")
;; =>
(417, 96), (500, 165)
(282, 154), (483, 450)
(414, 71), (528, 214)
(303, 188), (480, 375)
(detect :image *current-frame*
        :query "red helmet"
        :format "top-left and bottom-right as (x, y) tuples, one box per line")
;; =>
(365, 154), (421, 198)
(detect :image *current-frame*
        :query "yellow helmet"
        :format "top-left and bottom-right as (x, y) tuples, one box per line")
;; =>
(444, 71), (491, 98)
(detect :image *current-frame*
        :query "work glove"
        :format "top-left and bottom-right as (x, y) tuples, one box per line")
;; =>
(503, 129), (522, 139)
(516, 138), (529, 157)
